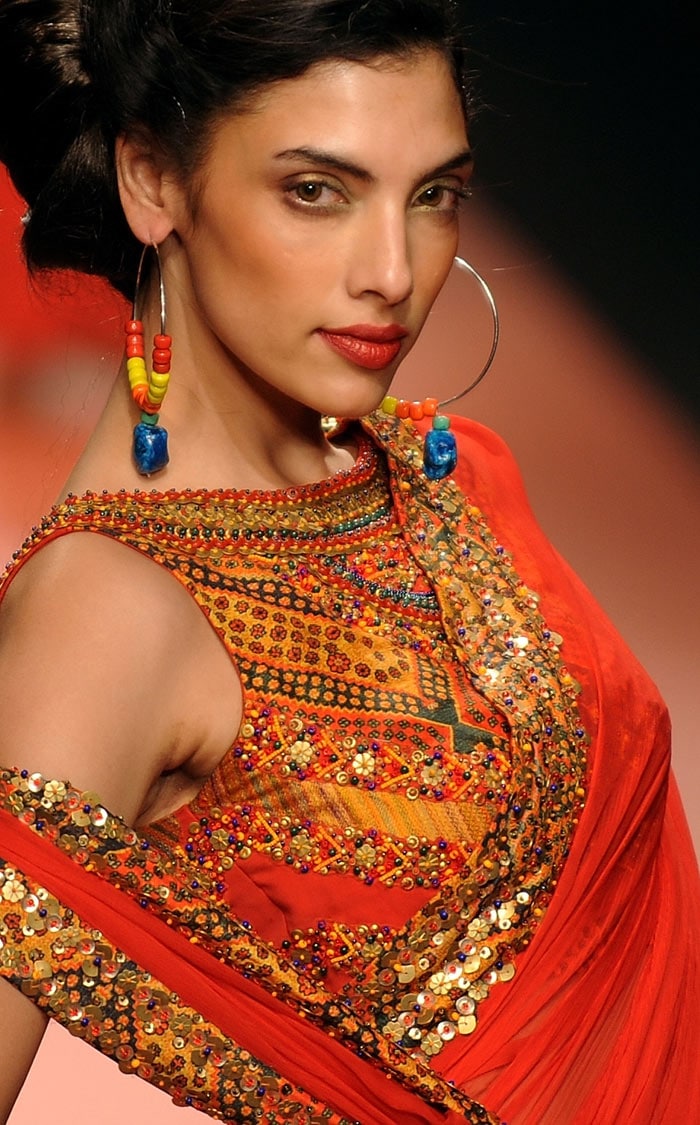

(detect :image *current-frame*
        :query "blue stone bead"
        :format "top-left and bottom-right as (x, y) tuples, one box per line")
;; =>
(133, 422), (169, 475)
(423, 428), (457, 479)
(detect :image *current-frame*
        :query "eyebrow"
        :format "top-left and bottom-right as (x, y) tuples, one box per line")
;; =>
(273, 146), (473, 184)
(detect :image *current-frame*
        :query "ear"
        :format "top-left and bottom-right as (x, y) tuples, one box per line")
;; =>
(115, 133), (185, 246)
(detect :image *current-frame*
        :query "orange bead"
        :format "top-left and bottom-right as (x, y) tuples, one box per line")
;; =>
(395, 400), (410, 419)
(423, 397), (439, 416)
(154, 334), (172, 349)
(409, 401), (424, 420)
(134, 388), (160, 413)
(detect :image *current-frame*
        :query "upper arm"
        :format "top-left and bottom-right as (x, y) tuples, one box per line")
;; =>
(0, 977), (47, 1122)
(0, 532), (235, 1115)
(0, 532), (240, 823)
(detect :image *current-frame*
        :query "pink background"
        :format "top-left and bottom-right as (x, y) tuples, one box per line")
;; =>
(2, 172), (698, 1120)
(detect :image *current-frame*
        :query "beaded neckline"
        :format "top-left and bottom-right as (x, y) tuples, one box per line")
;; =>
(54, 429), (389, 550)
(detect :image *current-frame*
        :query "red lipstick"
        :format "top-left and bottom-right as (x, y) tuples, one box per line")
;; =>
(318, 323), (408, 371)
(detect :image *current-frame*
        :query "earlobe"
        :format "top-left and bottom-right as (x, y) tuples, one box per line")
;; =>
(115, 133), (179, 246)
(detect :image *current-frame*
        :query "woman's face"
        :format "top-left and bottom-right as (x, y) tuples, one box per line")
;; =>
(169, 49), (471, 420)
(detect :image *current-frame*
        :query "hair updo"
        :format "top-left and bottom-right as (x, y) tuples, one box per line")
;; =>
(0, 0), (471, 298)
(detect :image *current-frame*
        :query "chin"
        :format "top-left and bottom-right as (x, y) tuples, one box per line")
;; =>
(321, 402), (384, 424)
(316, 383), (394, 423)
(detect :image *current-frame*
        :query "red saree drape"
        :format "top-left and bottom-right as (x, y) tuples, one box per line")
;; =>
(431, 418), (700, 1122)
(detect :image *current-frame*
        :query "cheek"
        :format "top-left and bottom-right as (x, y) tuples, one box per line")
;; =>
(413, 210), (460, 269)
(199, 206), (328, 308)
(184, 224), (317, 363)
(186, 218), (278, 322)
(413, 239), (459, 324)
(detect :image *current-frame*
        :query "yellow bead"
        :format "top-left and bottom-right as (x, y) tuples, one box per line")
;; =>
(149, 371), (170, 390)
(127, 357), (148, 390)
(381, 395), (398, 415)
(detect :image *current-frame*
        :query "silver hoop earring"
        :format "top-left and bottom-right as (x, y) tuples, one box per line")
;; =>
(380, 256), (499, 480)
(125, 242), (172, 475)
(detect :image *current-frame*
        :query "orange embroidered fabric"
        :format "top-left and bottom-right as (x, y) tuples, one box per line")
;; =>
(1, 413), (698, 1123)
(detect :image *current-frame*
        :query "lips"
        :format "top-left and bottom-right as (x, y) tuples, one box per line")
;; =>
(318, 324), (408, 371)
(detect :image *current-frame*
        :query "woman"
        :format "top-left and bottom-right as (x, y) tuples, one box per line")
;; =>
(0, 1), (697, 1122)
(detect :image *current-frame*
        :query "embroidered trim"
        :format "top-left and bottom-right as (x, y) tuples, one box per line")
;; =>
(343, 415), (587, 1060)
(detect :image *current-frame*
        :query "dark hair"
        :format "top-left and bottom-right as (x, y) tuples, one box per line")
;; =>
(0, 0), (471, 297)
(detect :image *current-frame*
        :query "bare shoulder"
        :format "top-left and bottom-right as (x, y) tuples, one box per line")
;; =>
(0, 532), (240, 823)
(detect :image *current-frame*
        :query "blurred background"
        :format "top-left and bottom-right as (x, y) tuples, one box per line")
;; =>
(3, 4), (697, 1121)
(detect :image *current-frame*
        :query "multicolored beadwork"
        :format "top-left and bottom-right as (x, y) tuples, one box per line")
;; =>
(380, 397), (457, 480)
(379, 257), (500, 480)
(127, 245), (171, 476)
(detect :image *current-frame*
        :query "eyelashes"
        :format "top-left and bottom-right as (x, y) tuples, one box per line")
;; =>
(413, 183), (473, 212)
(284, 179), (347, 210)
(283, 177), (472, 215)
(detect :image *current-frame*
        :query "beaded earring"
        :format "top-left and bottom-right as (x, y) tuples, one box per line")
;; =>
(380, 256), (499, 480)
(126, 243), (171, 475)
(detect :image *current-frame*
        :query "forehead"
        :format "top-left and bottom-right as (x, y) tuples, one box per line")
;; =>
(209, 50), (468, 168)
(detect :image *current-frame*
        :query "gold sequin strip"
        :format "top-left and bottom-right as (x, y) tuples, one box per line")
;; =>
(0, 859), (351, 1122)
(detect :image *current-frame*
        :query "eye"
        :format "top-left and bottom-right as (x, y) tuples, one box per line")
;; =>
(295, 181), (325, 203)
(285, 178), (347, 209)
(414, 183), (471, 211)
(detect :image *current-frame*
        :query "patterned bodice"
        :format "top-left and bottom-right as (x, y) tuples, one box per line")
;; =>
(9, 417), (587, 1062)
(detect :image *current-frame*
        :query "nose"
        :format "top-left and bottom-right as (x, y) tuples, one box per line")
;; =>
(346, 204), (413, 307)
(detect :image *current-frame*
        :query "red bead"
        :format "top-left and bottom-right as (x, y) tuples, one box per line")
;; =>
(132, 386), (159, 413)
(125, 319), (143, 334)
(154, 334), (172, 349)
(152, 362), (170, 374)
(126, 343), (145, 358)
(409, 401), (424, 421)
(395, 400), (410, 419)
(423, 397), (439, 416)
(126, 333), (144, 349)
(152, 348), (171, 364)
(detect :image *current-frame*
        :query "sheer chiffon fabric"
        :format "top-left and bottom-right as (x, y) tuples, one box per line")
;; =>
(436, 418), (700, 1122)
